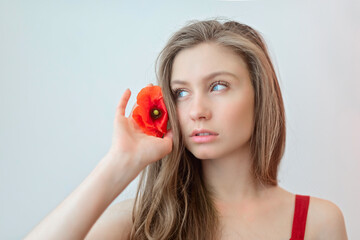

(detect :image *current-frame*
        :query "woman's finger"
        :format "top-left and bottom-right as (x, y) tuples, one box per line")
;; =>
(129, 103), (137, 119)
(117, 88), (131, 116)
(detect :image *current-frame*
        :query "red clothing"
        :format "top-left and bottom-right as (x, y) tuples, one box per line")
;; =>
(290, 194), (310, 240)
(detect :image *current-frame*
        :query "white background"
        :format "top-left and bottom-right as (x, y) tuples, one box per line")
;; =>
(0, 0), (359, 239)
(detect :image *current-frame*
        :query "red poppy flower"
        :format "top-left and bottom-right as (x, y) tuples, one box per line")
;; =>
(132, 85), (168, 138)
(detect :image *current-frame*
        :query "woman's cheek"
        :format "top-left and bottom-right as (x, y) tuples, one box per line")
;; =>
(176, 105), (187, 130)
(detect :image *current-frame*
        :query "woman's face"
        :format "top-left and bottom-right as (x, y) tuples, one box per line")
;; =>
(170, 42), (255, 160)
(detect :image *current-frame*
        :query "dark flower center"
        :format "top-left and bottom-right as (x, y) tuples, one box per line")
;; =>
(150, 108), (162, 119)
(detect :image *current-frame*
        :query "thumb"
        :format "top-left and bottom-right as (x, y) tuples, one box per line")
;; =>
(153, 129), (173, 157)
(163, 129), (173, 140)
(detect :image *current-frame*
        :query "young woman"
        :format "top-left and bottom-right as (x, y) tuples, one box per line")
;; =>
(25, 19), (348, 240)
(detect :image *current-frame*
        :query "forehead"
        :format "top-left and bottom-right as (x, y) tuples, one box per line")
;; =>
(171, 42), (249, 83)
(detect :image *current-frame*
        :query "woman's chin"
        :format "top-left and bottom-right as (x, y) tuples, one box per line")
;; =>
(191, 150), (219, 160)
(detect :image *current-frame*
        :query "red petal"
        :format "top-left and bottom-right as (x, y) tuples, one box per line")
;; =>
(132, 85), (168, 138)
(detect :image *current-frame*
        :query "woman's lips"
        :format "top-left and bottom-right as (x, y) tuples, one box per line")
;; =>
(190, 129), (218, 137)
(190, 133), (218, 143)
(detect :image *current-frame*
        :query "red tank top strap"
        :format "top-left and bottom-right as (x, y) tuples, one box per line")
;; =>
(290, 194), (310, 240)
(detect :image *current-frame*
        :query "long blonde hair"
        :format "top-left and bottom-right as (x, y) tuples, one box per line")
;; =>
(129, 17), (286, 240)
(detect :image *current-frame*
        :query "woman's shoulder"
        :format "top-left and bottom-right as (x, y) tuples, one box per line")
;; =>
(85, 198), (135, 240)
(306, 195), (348, 239)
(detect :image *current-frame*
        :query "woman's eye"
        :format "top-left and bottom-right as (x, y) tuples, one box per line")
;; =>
(211, 82), (228, 91)
(173, 89), (188, 98)
(212, 83), (227, 90)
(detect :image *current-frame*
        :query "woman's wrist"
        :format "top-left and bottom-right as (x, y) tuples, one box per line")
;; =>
(98, 151), (143, 200)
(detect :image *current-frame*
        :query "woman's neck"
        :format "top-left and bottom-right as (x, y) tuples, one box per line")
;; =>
(201, 144), (269, 204)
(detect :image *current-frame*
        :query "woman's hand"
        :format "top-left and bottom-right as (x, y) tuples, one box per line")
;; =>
(24, 86), (173, 240)
(107, 86), (173, 170)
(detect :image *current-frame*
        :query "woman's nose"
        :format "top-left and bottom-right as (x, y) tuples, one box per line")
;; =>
(189, 95), (212, 121)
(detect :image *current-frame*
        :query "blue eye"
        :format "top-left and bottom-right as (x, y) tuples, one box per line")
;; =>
(173, 89), (188, 99)
(213, 83), (227, 90)
(172, 88), (190, 99)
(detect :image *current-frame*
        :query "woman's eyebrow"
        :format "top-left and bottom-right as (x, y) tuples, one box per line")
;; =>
(171, 71), (237, 86)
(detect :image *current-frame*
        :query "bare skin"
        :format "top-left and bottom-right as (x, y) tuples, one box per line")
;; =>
(111, 186), (347, 240)
(216, 186), (295, 239)
(215, 186), (348, 240)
